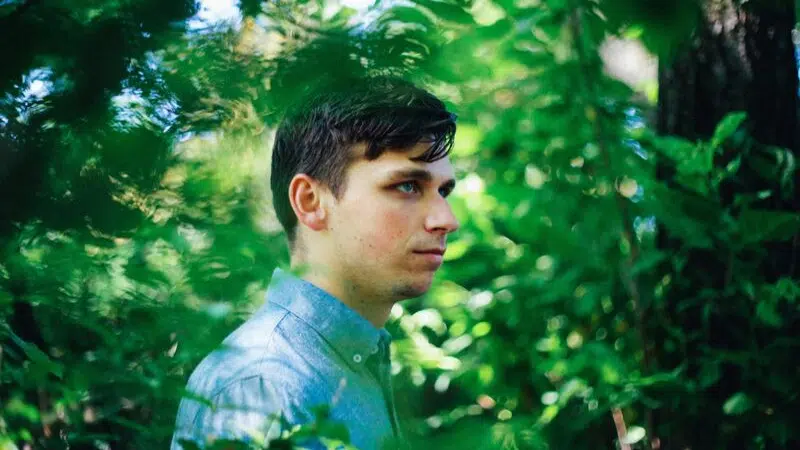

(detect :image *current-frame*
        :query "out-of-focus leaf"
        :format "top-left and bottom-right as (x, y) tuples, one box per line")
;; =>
(711, 112), (747, 149)
(317, 421), (350, 444)
(414, 0), (475, 25)
(475, 18), (514, 40)
(0, 437), (19, 450)
(8, 329), (63, 379)
(722, 392), (753, 415)
(699, 362), (721, 388)
(206, 439), (251, 450)
(379, 6), (436, 30)
(756, 299), (783, 327)
(177, 439), (202, 450)
(738, 210), (800, 244)
(4, 397), (40, 422)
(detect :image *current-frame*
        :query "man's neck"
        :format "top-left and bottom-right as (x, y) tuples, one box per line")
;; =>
(290, 261), (392, 328)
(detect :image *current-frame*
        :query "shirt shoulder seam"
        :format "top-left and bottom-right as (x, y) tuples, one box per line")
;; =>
(187, 309), (291, 426)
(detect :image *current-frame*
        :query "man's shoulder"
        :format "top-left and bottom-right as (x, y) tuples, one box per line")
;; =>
(186, 303), (290, 394)
(184, 300), (338, 401)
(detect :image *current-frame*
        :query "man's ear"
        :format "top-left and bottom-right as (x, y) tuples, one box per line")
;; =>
(288, 174), (328, 232)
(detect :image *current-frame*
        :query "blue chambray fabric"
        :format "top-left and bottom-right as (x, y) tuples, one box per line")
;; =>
(170, 268), (401, 450)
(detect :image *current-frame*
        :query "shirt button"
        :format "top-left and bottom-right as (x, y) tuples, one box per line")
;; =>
(353, 354), (362, 363)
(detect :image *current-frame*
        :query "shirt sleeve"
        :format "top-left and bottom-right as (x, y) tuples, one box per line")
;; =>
(172, 375), (329, 450)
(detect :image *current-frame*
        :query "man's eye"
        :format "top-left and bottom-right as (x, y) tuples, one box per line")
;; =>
(396, 181), (420, 194)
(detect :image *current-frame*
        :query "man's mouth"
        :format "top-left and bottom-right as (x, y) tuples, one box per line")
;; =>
(414, 248), (445, 256)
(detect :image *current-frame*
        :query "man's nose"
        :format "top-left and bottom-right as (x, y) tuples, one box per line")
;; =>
(425, 196), (460, 234)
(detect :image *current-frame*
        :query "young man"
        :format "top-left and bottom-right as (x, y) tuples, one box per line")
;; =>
(171, 76), (460, 450)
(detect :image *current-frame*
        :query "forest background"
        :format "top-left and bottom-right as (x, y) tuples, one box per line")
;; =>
(1, 0), (799, 449)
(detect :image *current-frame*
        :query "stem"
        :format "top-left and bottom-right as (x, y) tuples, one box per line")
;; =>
(567, 0), (656, 444)
(612, 407), (632, 450)
(790, 232), (798, 278)
(724, 248), (735, 288)
(567, 0), (649, 369)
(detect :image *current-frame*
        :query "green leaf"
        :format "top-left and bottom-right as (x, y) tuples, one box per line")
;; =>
(629, 250), (667, 276)
(537, 404), (560, 425)
(317, 421), (350, 443)
(5, 397), (40, 422)
(723, 392), (753, 415)
(507, 47), (552, 68)
(177, 439), (201, 450)
(654, 136), (714, 176)
(711, 111), (747, 149)
(7, 329), (63, 379)
(699, 362), (721, 388)
(206, 439), (250, 450)
(655, 136), (696, 160)
(738, 210), (800, 244)
(0, 436), (20, 450)
(756, 299), (783, 327)
(628, 366), (683, 387)
(475, 18), (514, 40)
(379, 6), (436, 30)
(415, 0), (475, 25)
(713, 156), (742, 187)
(773, 278), (800, 302)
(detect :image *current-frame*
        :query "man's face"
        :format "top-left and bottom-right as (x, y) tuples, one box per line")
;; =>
(320, 141), (460, 304)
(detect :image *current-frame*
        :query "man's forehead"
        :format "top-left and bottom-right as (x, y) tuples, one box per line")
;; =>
(349, 140), (432, 158)
(363, 151), (454, 178)
(350, 141), (452, 165)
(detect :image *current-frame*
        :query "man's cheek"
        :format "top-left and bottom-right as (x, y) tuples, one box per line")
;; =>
(366, 217), (401, 249)
(368, 230), (397, 254)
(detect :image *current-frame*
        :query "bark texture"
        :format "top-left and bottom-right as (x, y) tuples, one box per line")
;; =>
(655, 1), (799, 449)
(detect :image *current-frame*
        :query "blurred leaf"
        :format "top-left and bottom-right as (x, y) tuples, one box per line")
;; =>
(414, 0), (475, 25)
(177, 439), (201, 450)
(7, 328), (63, 380)
(0, 437), (19, 450)
(756, 299), (783, 327)
(4, 397), (40, 422)
(738, 210), (800, 244)
(711, 112), (747, 150)
(206, 439), (251, 450)
(475, 18), (514, 40)
(317, 421), (350, 444)
(722, 392), (753, 416)
(379, 6), (436, 30)
(698, 362), (721, 388)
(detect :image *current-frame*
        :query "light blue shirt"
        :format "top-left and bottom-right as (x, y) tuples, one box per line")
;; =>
(171, 268), (402, 450)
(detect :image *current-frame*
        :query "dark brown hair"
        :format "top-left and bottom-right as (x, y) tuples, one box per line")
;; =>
(270, 76), (457, 245)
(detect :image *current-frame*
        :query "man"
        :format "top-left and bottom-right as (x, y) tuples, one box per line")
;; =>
(171, 76), (460, 450)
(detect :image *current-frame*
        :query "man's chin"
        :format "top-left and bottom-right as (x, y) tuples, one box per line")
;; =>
(391, 276), (434, 300)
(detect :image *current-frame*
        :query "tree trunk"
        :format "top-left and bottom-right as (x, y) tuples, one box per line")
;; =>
(655, 0), (798, 449)
(658, 1), (797, 149)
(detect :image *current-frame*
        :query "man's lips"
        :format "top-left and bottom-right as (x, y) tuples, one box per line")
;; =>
(413, 248), (445, 269)
(414, 248), (445, 255)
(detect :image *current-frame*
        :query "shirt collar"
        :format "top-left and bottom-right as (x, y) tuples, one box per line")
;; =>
(265, 267), (392, 371)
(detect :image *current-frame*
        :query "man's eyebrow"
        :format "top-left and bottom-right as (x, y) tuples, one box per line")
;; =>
(440, 178), (456, 193)
(387, 169), (456, 188)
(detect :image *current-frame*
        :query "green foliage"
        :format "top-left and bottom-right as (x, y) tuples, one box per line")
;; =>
(176, 406), (359, 450)
(1, 0), (798, 449)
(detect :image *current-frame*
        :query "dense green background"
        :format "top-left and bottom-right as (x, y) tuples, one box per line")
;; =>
(1, 0), (798, 449)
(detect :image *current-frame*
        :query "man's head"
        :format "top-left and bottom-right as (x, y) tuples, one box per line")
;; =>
(270, 76), (460, 310)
